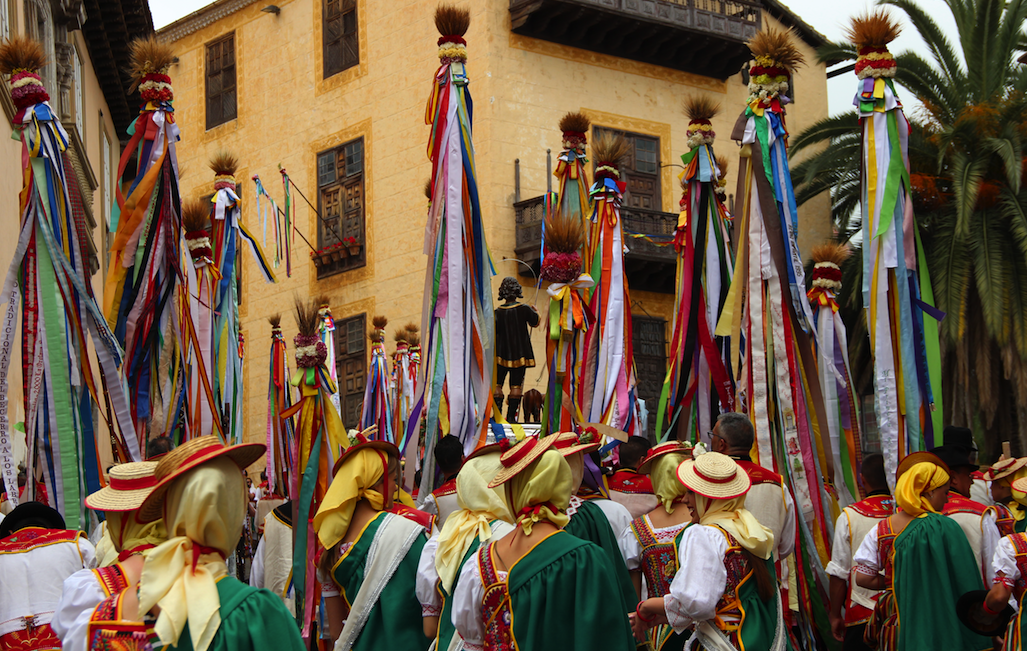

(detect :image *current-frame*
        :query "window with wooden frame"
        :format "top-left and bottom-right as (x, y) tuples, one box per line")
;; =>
(315, 138), (365, 277)
(323, 0), (358, 78)
(632, 315), (667, 440)
(335, 313), (367, 429)
(594, 127), (661, 211)
(205, 34), (237, 130)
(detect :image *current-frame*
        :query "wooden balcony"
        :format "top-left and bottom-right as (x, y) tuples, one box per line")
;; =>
(514, 195), (677, 294)
(509, 0), (760, 80)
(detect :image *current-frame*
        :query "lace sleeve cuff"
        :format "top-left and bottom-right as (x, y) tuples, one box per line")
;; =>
(854, 564), (878, 576)
(421, 604), (442, 617)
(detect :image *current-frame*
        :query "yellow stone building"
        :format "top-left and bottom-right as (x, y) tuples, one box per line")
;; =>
(158, 0), (832, 447)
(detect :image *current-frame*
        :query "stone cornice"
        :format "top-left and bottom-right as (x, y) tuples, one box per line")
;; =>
(157, 0), (258, 42)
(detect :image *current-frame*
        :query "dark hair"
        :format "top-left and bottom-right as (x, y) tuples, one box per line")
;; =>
(716, 412), (755, 452)
(146, 436), (174, 459)
(435, 435), (464, 475)
(742, 548), (775, 601)
(498, 277), (523, 302)
(860, 453), (888, 492)
(618, 436), (651, 470)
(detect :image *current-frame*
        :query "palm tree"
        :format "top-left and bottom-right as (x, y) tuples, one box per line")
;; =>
(792, 0), (1027, 456)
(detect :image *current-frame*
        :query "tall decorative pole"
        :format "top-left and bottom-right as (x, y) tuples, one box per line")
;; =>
(361, 316), (394, 442)
(656, 96), (735, 442)
(807, 243), (862, 506)
(411, 5), (495, 495)
(317, 299), (342, 417)
(181, 198), (218, 440)
(581, 132), (637, 434)
(848, 10), (942, 482)
(103, 37), (189, 448)
(0, 36), (137, 527)
(266, 314), (295, 499)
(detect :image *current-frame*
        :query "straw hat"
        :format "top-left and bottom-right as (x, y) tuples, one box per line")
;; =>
(637, 441), (693, 475)
(984, 457), (1027, 482)
(85, 462), (159, 512)
(895, 451), (950, 482)
(137, 435), (266, 522)
(331, 428), (399, 477)
(552, 429), (601, 456)
(1011, 476), (1027, 494)
(676, 451), (750, 500)
(488, 435), (557, 488)
(465, 442), (502, 464)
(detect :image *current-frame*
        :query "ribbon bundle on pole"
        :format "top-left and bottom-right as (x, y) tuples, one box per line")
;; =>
(717, 27), (839, 642)
(581, 132), (637, 434)
(391, 324), (418, 442)
(656, 96), (735, 443)
(0, 36), (137, 526)
(208, 152), (276, 444)
(253, 174), (289, 277)
(807, 243), (862, 506)
(266, 314), (295, 499)
(279, 298), (346, 634)
(542, 112), (594, 435)
(360, 316), (394, 441)
(180, 199), (219, 440)
(102, 37), (187, 451)
(317, 300), (342, 417)
(410, 6), (495, 495)
(849, 11), (942, 483)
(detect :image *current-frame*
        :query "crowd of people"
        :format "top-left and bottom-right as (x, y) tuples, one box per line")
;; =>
(2, 417), (1027, 650)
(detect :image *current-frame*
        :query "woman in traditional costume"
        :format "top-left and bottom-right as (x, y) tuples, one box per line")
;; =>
(853, 451), (990, 651)
(984, 475), (1027, 649)
(84, 435), (303, 651)
(313, 434), (430, 650)
(631, 451), (787, 651)
(416, 444), (515, 650)
(452, 436), (636, 650)
(616, 442), (694, 651)
(52, 462), (166, 651)
(553, 431), (636, 608)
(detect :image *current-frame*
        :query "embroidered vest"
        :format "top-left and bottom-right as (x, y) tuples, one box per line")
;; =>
(92, 564), (129, 598)
(875, 518), (897, 586)
(708, 527), (755, 647)
(992, 503), (1016, 538)
(629, 517), (684, 597)
(1009, 533), (1027, 604)
(843, 496), (894, 623)
(478, 542), (514, 651)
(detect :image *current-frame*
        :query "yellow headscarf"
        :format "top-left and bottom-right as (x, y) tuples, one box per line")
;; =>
(508, 449), (572, 535)
(138, 458), (246, 651)
(894, 461), (950, 517)
(651, 453), (689, 514)
(313, 447), (388, 550)
(695, 493), (775, 560)
(435, 452), (513, 592)
(106, 510), (166, 555)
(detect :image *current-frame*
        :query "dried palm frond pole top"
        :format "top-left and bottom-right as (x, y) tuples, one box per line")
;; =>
(183, 199), (213, 267)
(369, 315), (388, 342)
(560, 111), (590, 148)
(810, 242), (850, 293)
(210, 150), (239, 189)
(846, 10), (900, 79)
(592, 131), (631, 183)
(746, 27), (804, 107)
(684, 95), (720, 150)
(293, 296), (326, 369)
(128, 36), (175, 101)
(0, 36), (49, 109)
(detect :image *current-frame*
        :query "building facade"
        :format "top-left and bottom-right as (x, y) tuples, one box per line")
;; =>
(0, 0), (152, 467)
(159, 0), (832, 444)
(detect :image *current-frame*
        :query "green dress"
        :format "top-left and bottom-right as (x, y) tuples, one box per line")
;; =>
(891, 512), (991, 651)
(563, 499), (637, 608)
(331, 511), (430, 651)
(507, 531), (636, 650)
(167, 577), (304, 651)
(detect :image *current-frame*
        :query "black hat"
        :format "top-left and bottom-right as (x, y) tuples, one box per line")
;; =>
(0, 501), (66, 539)
(956, 590), (1014, 637)
(931, 426), (980, 471)
(943, 426), (976, 451)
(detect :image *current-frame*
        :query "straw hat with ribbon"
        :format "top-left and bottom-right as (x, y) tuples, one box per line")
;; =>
(552, 429), (602, 456)
(676, 450), (750, 500)
(985, 457), (1027, 483)
(637, 441), (692, 475)
(138, 435), (266, 523)
(489, 436), (558, 488)
(86, 462), (159, 512)
(331, 426), (399, 477)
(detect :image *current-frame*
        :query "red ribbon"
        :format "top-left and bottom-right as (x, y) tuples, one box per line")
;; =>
(109, 474), (158, 491)
(117, 543), (156, 562)
(191, 543), (226, 574)
(516, 502), (561, 522)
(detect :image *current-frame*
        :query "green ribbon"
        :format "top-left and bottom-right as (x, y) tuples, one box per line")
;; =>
(915, 224), (944, 438)
(875, 110), (911, 237)
(548, 297), (561, 341)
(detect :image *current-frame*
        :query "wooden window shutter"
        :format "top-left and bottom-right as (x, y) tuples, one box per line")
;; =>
(206, 34), (237, 130)
(323, 0), (358, 79)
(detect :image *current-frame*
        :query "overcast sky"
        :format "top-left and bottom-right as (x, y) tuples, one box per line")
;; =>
(150, 0), (961, 117)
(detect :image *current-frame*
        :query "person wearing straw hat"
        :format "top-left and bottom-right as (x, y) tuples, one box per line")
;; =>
(851, 451), (989, 651)
(51, 462), (167, 651)
(415, 443), (515, 650)
(451, 436), (635, 650)
(0, 502), (95, 651)
(631, 451), (785, 651)
(824, 453), (894, 651)
(984, 457), (1027, 536)
(979, 475), (1027, 651)
(553, 430), (636, 609)
(313, 433), (430, 651)
(616, 441), (694, 651)
(82, 435), (302, 651)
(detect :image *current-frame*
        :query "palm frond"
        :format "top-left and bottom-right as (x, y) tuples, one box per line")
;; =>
(435, 5), (470, 37)
(209, 150), (239, 177)
(0, 35), (47, 75)
(559, 112), (590, 134)
(592, 131), (631, 168)
(128, 37), (175, 90)
(182, 199), (210, 233)
(683, 95), (720, 122)
(747, 27), (805, 71)
(816, 41), (857, 65)
(845, 10), (901, 49)
(293, 297), (320, 337)
(789, 112), (860, 154)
